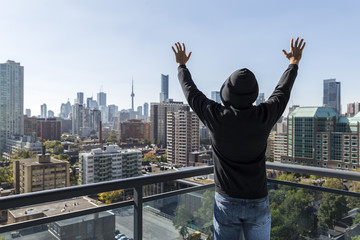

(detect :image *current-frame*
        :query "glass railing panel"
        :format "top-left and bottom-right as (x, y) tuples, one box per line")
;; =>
(0, 205), (134, 240)
(143, 186), (214, 240)
(268, 181), (360, 240)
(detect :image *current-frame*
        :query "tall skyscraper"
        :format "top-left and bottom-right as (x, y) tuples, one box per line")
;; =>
(25, 109), (31, 117)
(347, 102), (360, 117)
(72, 103), (84, 135)
(137, 106), (142, 116)
(77, 92), (84, 105)
(108, 104), (118, 122)
(41, 104), (47, 118)
(0, 60), (24, 155)
(86, 97), (98, 110)
(323, 79), (341, 114)
(59, 100), (72, 119)
(160, 74), (169, 102)
(48, 110), (55, 118)
(150, 101), (189, 147)
(211, 91), (221, 103)
(143, 103), (149, 119)
(167, 110), (200, 166)
(97, 91), (107, 107)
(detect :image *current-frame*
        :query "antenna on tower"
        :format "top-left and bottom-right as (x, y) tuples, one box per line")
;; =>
(131, 78), (135, 111)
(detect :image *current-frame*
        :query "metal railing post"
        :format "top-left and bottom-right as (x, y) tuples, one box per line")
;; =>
(134, 186), (143, 240)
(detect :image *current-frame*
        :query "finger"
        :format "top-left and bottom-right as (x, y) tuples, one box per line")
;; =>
(295, 37), (299, 48)
(300, 41), (306, 50)
(282, 49), (288, 56)
(172, 46), (177, 54)
(175, 43), (180, 52)
(290, 38), (294, 50)
(177, 42), (183, 52)
(298, 39), (304, 49)
(182, 43), (186, 53)
(187, 51), (192, 59)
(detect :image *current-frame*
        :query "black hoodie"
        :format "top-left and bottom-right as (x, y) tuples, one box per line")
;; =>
(178, 64), (298, 199)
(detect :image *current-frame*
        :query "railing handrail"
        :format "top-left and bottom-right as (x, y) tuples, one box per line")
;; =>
(2, 163), (360, 211)
(0, 166), (213, 211)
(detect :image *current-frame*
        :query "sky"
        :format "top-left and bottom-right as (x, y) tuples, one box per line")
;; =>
(1, 0), (360, 116)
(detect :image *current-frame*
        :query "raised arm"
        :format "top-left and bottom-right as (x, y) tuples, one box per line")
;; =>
(264, 37), (306, 124)
(171, 42), (219, 131)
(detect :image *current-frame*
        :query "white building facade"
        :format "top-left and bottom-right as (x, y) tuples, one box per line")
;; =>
(79, 145), (142, 184)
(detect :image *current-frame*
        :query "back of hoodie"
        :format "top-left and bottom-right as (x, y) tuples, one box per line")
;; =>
(177, 64), (298, 199)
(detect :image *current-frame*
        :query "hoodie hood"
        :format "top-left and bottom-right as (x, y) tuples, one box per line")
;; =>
(220, 68), (259, 109)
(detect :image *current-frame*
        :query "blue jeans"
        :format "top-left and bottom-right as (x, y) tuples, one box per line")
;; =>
(213, 192), (271, 240)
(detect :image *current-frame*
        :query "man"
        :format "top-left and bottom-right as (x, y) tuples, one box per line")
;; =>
(172, 38), (305, 240)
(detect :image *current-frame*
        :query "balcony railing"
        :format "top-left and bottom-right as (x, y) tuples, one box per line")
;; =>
(1, 162), (360, 240)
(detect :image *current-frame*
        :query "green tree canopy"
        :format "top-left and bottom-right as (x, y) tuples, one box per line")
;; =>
(318, 193), (348, 229)
(173, 204), (192, 239)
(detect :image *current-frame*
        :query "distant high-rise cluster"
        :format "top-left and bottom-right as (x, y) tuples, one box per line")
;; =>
(40, 103), (47, 118)
(0, 60), (24, 155)
(323, 79), (341, 114)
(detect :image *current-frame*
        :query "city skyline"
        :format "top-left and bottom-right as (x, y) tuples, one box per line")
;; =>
(1, 1), (360, 116)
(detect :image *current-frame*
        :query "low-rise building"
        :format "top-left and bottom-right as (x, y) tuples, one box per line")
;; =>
(13, 151), (70, 194)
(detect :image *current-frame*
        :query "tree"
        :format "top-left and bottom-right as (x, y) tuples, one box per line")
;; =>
(277, 173), (297, 182)
(11, 149), (36, 159)
(173, 204), (192, 239)
(353, 213), (360, 225)
(53, 154), (70, 162)
(322, 178), (345, 190)
(269, 187), (316, 239)
(0, 166), (13, 183)
(98, 190), (124, 204)
(194, 190), (215, 239)
(347, 181), (360, 209)
(53, 144), (64, 154)
(143, 152), (157, 162)
(352, 235), (360, 240)
(106, 134), (118, 143)
(318, 193), (348, 229)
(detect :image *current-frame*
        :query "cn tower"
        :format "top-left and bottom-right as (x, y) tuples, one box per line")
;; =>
(131, 79), (135, 111)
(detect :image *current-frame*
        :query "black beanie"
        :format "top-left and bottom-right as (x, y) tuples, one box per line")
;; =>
(220, 68), (259, 109)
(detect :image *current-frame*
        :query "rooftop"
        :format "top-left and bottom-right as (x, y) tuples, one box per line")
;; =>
(9, 197), (98, 219)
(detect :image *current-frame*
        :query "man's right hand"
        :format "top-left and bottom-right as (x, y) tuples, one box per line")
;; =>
(282, 37), (306, 65)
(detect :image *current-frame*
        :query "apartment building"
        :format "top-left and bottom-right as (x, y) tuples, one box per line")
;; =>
(79, 145), (142, 184)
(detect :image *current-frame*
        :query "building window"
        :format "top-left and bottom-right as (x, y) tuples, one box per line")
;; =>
(337, 163), (341, 168)
(344, 141), (350, 146)
(352, 160), (358, 164)
(345, 165), (349, 169)
(317, 162), (320, 166)
(353, 166), (357, 170)
(352, 142), (358, 146)
(323, 157), (328, 161)
(288, 159), (292, 163)
(323, 162), (327, 166)
(323, 134), (328, 139)
(344, 135), (350, 140)
(344, 159), (350, 163)
(352, 136), (358, 140)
